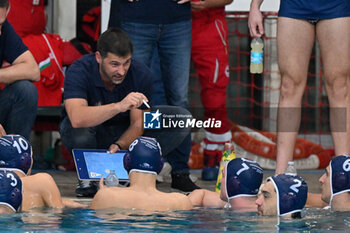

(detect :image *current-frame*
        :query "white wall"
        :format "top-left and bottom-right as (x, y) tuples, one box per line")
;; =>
(53, 0), (77, 40)
(226, 0), (279, 12)
(101, 0), (111, 33)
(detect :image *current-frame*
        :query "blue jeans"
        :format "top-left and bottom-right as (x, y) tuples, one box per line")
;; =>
(150, 48), (167, 106)
(0, 80), (38, 139)
(59, 106), (192, 174)
(121, 20), (192, 174)
(121, 20), (192, 108)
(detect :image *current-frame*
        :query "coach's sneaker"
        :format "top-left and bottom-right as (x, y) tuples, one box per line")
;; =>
(156, 162), (172, 183)
(171, 173), (201, 193)
(75, 180), (98, 198)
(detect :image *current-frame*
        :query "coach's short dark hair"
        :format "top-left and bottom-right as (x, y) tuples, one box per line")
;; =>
(0, 0), (9, 8)
(97, 28), (133, 59)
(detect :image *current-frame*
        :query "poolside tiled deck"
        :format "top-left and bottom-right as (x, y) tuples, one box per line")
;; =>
(35, 169), (324, 204)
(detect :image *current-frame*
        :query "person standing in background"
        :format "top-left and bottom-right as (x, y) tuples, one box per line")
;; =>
(109, 0), (200, 192)
(60, 28), (195, 197)
(249, 0), (350, 173)
(190, 0), (233, 180)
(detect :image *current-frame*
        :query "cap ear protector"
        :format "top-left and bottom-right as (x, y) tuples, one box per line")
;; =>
(330, 155), (350, 203)
(123, 137), (164, 175)
(0, 135), (32, 175)
(332, 171), (348, 191)
(226, 175), (241, 193)
(0, 170), (22, 212)
(280, 192), (297, 212)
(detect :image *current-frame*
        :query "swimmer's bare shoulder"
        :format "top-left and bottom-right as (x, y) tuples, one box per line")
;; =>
(90, 187), (127, 209)
(24, 173), (55, 191)
(22, 173), (64, 209)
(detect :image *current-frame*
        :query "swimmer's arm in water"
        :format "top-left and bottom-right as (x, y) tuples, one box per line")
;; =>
(305, 192), (328, 208)
(170, 193), (193, 210)
(38, 173), (65, 208)
(62, 198), (87, 208)
(188, 189), (226, 208)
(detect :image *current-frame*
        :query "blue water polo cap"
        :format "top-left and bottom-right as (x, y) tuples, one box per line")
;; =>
(123, 136), (164, 175)
(268, 174), (308, 216)
(0, 135), (32, 175)
(330, 155), (350, 200)
(0, 170), (22, 212)
(225, 158), (263, 199)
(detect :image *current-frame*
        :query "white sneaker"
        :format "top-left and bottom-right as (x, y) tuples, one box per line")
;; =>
(189, 174), (198, 183)
(156, 162), (172, 182)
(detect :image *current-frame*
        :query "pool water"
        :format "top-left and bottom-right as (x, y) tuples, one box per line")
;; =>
(1, 207), (350, 232)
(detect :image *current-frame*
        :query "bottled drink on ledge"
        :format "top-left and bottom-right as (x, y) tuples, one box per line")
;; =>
(105, 169), (119, 187)
(285, 161), (297, 176)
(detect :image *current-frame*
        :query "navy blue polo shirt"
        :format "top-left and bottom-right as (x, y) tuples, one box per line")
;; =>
(0, 20), (28, 67)
(63, 54), (153, 126)
(119, 0), (191, 24)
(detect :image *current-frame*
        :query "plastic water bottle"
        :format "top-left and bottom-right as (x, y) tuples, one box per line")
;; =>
(285, 161), (297, 176)
(215, 142), (236, 193)
(105, 170), (119, 187)
(250, 37), (264, 74)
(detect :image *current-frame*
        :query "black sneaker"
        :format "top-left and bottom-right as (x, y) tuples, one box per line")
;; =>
(171, 173), (201, 192)
(75, 180), (98, 197)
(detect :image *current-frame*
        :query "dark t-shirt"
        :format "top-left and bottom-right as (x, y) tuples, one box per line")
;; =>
(119, 0), (191, 24)
(63, 54), (153, 126)
(0, 20), (28, 67)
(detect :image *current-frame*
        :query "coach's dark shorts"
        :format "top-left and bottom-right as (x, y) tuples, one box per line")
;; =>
(278, 0), (350, 20)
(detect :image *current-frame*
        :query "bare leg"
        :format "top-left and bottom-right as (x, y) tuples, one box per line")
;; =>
(275, 17), (316, 174)
(317, 17), (350, 156)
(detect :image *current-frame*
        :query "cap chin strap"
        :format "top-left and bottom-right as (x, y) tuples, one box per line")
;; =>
(0, 180), (23, 213)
